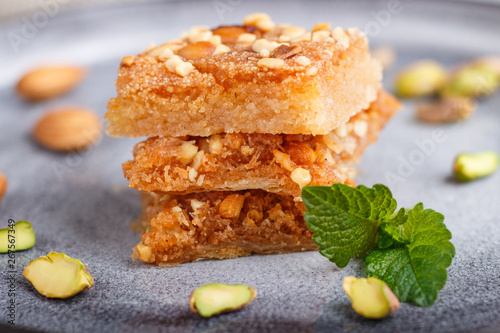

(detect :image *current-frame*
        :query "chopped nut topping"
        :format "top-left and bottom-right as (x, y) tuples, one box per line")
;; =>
(279, 26), (307, 41)
(243, 13), (274, 32)
(219, 194), (245, 218)
(208, 35), (222, 46)
(305, 67), (318, 76)
(188, 168), (198, 182)
(291, 32), (312, 42)
(172, 206), (190, 226)
(190, 151), (205, 170)
(334, 124), (348, 138)
(290, 168), (312, 188)
(322, 133), (342, 154)
(294, 55), (311, 66)
(332, 27), (350, 48)
(312, 22), (331, 32)
(241, 145), (256, 157)
(180, 141), (199, 164)
(148, 45), (174, 59)
(121, 56), (135, 66)
(270, 45), (302, 60)
(252, 39), (281, 57)
(256, 20), (275, 32)
(187, 26), (213, 44)
(166, 55), (195, 77)
(258, 58), (285, 69)
(209, 134), (223, 154)
(353, 120), (368, 137)
(213, 44), (231, 55)
(134, 242), (152, 261)
(273, 149), (293, 171)
(312, 30), (334, 42)
(237, 33), (257, 43)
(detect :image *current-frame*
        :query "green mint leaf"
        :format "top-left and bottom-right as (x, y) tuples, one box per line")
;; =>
(377, 207), (408, 248)
(302, 184), (397, 268)
(365, 203), (455, 306)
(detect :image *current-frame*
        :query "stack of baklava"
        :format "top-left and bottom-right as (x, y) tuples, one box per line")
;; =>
(105, 13), (400, 265)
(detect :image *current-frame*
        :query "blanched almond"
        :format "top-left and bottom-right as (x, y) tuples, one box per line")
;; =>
(17, 66), (86, 101)
(33, 107), (101, 151)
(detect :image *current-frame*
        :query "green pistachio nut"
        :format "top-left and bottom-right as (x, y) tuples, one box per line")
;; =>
(454, 151), (499, 182)
(189, 283), (257, 318)
(23, 252), (94, 298)
(395, 60), (447, 98)
(442, 65), (500, 97)
(0, 220), (36, 253)
(343, 276), (400, 319)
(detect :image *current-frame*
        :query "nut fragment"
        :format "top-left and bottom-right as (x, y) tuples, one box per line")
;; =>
(180, 141), (199, 165)
(23, 252), (94, 298)
(243, 13), (274, 31)
(33, 107), (102, 152)
(177, 42), (215, 60)
(270, 45), (302, 60)
(273, 150), (293, 171)
(416, 97), (475, 124)
(190, 283), (257, 318)
(258, 58), (285, 69)
(312, 22), (331, 32)
(209, 134), (223, 154)
(133, 242), (152, 262)
(0, 220), (36, 253)
(453, 151), (499, 182)
(212, 25), (254, 44)
(0, 173), (7, 201)
(213, 44), (231, 56)
(252, 39), (281, 57)
(17, 66), (86, 101)
(165, 55), (195, 77)
(284, 142), (316, 165)
(295, 56), (311, 66)
(219, 194), (245, 219)
(290, 168), (312, 188)
(394, 60), (447, 97)
(237, 33), (257, 43)
(343, 277), (400, 319)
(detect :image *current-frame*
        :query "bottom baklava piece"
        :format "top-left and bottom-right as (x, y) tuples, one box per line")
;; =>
(132, 190), (317, 265)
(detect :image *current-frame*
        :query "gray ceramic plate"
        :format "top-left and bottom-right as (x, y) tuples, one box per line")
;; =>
(1, 0), (499, 332)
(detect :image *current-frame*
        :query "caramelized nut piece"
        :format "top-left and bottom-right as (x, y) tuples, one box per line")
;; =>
(219, 194), (245, 218)
(270, 45), (302, 60)
(134, 242), (153, 262)
(285, 142), (317, 165)
(180, 141), (199, 164)
(121, 56), (135, 66)
(273, 150), (293, 171)
(312, 22), (331, 32)
(212, 25), (254, 45)
(243, 13), (274, 31)
(177, 42), (215, 60)
(209, 134), (223, 154)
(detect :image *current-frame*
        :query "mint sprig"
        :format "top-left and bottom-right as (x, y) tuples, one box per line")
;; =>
(302, 183), (455, 307)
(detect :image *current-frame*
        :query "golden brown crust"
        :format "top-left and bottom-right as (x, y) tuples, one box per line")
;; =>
(123, 91), (399, 197)
(105, 21), (381, 137)
(132, 190), (317, 265)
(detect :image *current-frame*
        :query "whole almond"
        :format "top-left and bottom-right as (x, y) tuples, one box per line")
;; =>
(33, 107), (102, 152)
(17, 66), (86, 101)
(0, 173), (8, 201)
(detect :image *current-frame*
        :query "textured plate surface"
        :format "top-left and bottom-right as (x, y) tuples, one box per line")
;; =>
(0, 0), (499, 332)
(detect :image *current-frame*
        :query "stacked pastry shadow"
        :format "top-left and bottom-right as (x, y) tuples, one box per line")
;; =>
(105, 14), (400, 265)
